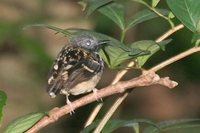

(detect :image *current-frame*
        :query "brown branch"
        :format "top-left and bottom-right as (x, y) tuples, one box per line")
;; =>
(25, 72), (177, 133)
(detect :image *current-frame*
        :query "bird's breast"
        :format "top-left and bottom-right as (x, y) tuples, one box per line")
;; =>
(68, 73), (102, 95)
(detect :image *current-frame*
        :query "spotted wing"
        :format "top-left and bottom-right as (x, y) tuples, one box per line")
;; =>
(47, 46), (103, 97)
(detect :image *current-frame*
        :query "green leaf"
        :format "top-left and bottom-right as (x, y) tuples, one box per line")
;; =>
(101, 45), (147, 68)
(3, 112), (46, 133)
(167, 0), (200, 33)
(168, 12), (175, 19)
(97, 2), (125, 30)
(192, 32), (200, 46)
(144, 119), (200, 133)
(102, 119), (153, 133)
(82, 119), (155, 133)
(152, 0), (160, 7)
(81, 0), (114, 16)
(131, 39), (172, 67)
(104, 120), (130, 133)
(157, 39), (172, 51)
(0, 90), (7, 124)
(126, 9), (169, 30)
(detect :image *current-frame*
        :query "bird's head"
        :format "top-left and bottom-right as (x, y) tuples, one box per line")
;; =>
(70, 34), (110, 52)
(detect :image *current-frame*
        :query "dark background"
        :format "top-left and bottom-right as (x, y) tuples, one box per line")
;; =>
(0, 0), (200, 132)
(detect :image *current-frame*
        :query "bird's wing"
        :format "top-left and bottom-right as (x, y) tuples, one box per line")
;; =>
(64, 51), (104, 90)
(64, 64), (95, 89)
(47, 46), (102, 96)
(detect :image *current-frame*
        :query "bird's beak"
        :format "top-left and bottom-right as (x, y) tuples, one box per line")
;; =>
(98, 40), (111, 45)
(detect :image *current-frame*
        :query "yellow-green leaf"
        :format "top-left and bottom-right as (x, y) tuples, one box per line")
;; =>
(3, 112), (46, 133)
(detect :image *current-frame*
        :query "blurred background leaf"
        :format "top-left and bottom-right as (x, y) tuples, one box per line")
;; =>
(144, 119), (200, 133)
(0, 90), (7, 124)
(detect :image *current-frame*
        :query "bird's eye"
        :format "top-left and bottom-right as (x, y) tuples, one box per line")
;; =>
(86, 40), (91, 46)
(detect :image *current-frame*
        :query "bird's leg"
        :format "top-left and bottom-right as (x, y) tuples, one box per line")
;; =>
(60, 89), (75, 115)
(92, 88), (103, 102)
(66, 94), (75, 115)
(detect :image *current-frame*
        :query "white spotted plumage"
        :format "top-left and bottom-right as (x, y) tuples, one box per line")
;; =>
(47, 34), (110, 105)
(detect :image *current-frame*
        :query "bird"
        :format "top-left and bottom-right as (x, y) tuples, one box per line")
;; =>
(47, 34), (110, 112)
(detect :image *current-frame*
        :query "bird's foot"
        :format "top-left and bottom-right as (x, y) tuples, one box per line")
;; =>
(92, 88), (103, 102)
(61, 90), (75, 115)
(66, 97), (75, 115)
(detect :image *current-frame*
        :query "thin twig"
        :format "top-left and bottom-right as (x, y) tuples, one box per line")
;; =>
(84, 103), (103, 127)
(93, 24), (184, 133)
(155, 24), (184, 43)
(149, 46), (200, 72)
(93, 92), (129, 133)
